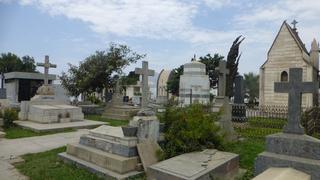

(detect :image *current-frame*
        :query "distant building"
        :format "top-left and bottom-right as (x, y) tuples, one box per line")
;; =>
(156, 69), (173, 104)
(259, 21), (319, 107)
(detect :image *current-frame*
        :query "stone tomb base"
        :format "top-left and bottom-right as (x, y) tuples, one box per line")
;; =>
(102, 105), (140, 121)
(59, 125), (143, 179)
(148, 149), (240, 180)
(28, 104), (84, 123)
(15, 120), (106, 133)
(255, 133), (320, 180)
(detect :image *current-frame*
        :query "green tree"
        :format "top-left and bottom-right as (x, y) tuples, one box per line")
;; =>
(120, 71), (139, 86)
(199, 53), (224, 88)
(21, 56), (37, 72)
(226, 36), (245, 97)
(0, 53), (38, 73)
(166, 65), (183, 96)
(60, 43), (146, 97)
(244, 72), (259, 103)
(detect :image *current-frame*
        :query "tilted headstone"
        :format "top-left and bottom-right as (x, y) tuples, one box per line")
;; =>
(274, 68), (316, 134)
(135, 61), (155, 109)
(215, 60), (229, 97)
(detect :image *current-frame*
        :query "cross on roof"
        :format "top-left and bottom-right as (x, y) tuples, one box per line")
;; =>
(135, 61), (155, 109)
(36, 55), (57, 86)
(274, 68), (317, 134)
(215, 60), (229, 97)
(291, 19), (298, 29)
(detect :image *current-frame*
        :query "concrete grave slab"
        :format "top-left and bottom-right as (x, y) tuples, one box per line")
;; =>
(148, 149), (239, 180)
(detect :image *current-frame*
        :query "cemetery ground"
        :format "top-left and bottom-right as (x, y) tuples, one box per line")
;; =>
(10, 116), (292, 180)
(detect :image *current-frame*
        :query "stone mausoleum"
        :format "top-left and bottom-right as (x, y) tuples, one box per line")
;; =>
(259, 20), (319, 107)
(5, 71), (56, 103)
(179, 57), (210, 106)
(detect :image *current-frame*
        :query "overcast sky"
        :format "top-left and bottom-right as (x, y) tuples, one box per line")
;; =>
(1, 0), (320, 76)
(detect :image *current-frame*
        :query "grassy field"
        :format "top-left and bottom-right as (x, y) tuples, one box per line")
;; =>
(15, 147), (103, 180)
(85, 114), (129, 126)
(4, 126), (75, 139)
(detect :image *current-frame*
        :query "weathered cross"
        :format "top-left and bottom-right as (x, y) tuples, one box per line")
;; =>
(215, 60), (229, 97)
(135, 61), (155, 109)
(36, 55), (57, 86)
(274, 68), (317, 134)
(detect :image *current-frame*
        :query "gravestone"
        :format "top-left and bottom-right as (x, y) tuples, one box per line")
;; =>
(232, 75), (246, 122)
(0, 72), (6, 99)
(135, 61), (155, 109)
(254, 68), (320, 180)
(212, 60), (236, 141)
(148, 149), (240, 180)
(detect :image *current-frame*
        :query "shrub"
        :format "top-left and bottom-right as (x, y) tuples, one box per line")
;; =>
(162, 104), (223, 158)
(3, 108), (18, 128)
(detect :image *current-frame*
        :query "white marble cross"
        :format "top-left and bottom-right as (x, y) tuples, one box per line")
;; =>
(135, 61), (155, 108)
(274, 68), (317, 134)
(215, 60), (229, 97)
(36, 55), (57, 86)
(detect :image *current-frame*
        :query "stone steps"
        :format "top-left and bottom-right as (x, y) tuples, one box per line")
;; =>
(66, 143), (139, 174)
(79, 134), (138, 157)
(59, 152), (143, 180)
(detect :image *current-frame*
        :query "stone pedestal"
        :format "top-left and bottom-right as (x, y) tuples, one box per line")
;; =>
(102, 105), (140, 121)
(59, 125), (142, 179)
(254, 133), (320, 180)
(129, 114), (160, 142)
(148, 149), (240, 180)
(212, 96), (237, 141)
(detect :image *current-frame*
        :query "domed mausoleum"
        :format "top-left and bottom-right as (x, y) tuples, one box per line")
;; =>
(179, 58), (210, 106)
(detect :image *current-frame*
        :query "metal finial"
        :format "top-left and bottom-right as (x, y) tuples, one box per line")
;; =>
(191, 54), (196, 61)
(291, 19), (298, 29)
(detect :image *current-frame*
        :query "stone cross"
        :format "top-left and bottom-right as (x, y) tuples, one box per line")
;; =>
(215, 60), (229, 97)
(135, 61), (155, 109)
(36, 55), (57, 86)
(274, 68), (317, 134)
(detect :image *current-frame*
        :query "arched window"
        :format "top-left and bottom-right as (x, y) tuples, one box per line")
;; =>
(281, 71), (288, 82)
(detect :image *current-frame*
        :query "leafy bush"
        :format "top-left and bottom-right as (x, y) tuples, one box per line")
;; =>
(3, 108), (18, 128)
(162, 104), (224, 158)
(87, 94), (102, 105)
